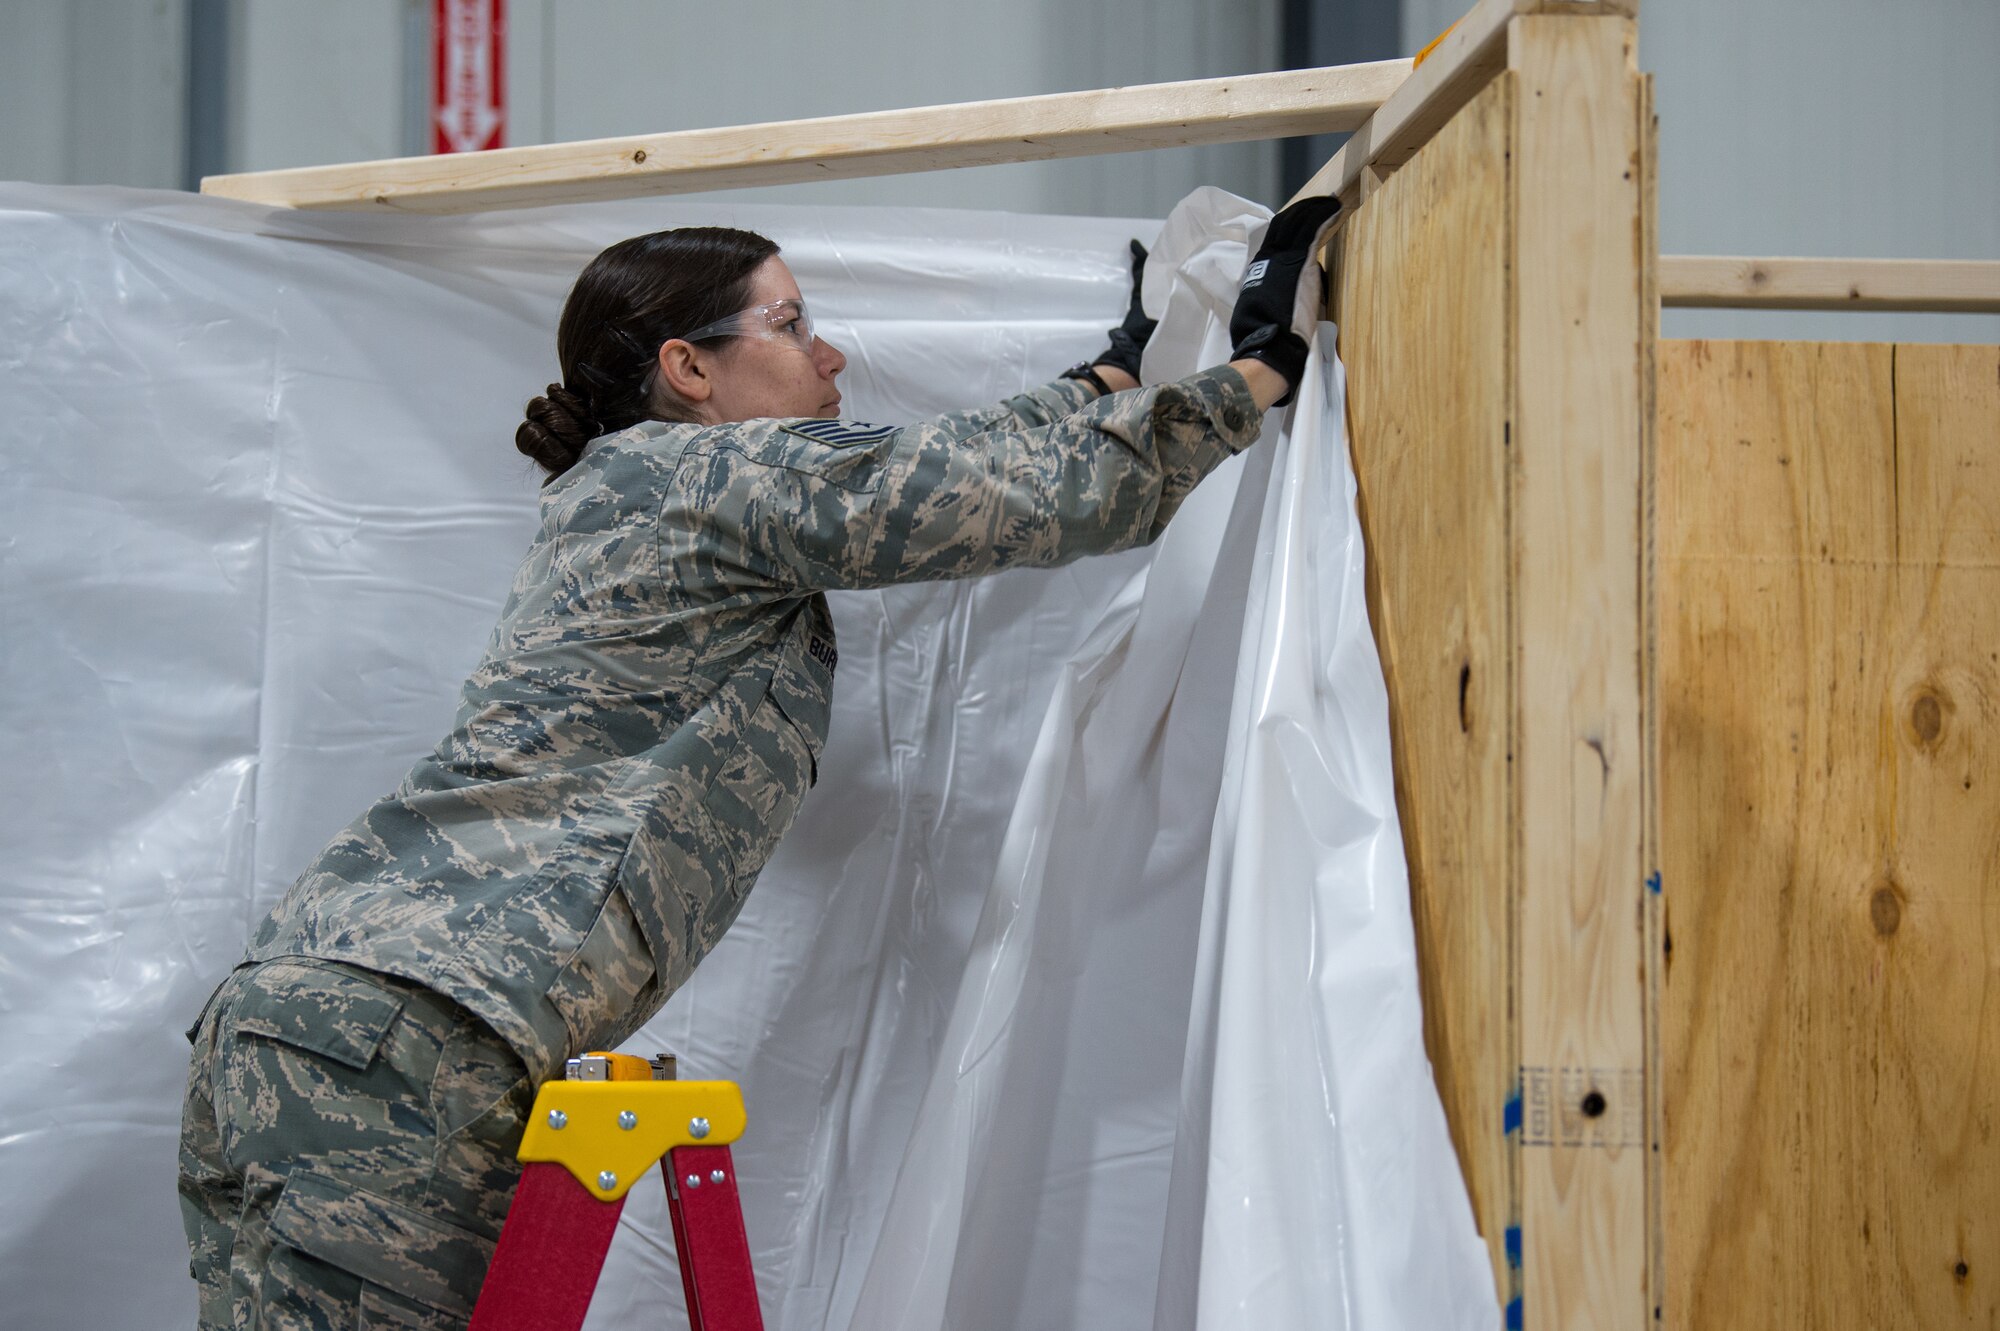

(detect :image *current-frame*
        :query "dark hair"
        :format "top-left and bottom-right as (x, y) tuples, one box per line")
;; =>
(516, 226), (782, 482)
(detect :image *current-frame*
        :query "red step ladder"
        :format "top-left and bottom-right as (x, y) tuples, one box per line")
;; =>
(469, 1052), (763, 1331)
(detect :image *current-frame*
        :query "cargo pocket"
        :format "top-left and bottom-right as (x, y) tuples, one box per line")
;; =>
(767, 621), (832, 790)
(263, 1170), (493, 1328)
(547, 879), (660, 1054)
(230, 960), (408, 1072)
(703, 698), (817, 898)
(613, 625), (828, 993)
(359, 1286), (457, 1331)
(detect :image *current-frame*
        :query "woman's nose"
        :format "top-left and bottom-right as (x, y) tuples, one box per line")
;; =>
(814, 336), (847, 377)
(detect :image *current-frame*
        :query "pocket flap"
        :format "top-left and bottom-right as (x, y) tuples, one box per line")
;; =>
(232, 961), (406, 1072)
(184, 969), (239, 1045)
(268, 1171), (494, 1317)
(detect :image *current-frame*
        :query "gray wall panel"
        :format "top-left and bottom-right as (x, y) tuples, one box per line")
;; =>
(1646, 0), (2000, 342)
(0, 2), (73, 184)
(229, 0), (404, 173)
(0, 0), (187, 189)
(1402, 0), (1998, 341)
(505, 0), (1281, 216)
(3, 0), (1281, 217)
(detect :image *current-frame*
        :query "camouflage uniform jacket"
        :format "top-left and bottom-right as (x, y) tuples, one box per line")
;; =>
(249, 368), (1263, 1084)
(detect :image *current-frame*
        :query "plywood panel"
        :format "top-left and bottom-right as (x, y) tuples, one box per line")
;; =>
(1878, 345), (2000, 1325)
(1659, 340), (2000, 1329)
(1332, 71), (1515, 1306)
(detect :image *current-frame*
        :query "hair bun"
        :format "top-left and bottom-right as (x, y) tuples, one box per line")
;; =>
(516, 382), (600, 481)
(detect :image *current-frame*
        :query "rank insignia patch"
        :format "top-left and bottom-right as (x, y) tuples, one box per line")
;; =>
(780, 419), (900, 448)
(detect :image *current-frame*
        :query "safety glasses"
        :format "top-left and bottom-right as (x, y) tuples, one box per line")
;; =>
(676, 297), (816, 352)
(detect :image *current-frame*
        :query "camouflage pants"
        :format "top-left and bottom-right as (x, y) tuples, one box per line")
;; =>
(179, 958), (533, 1330)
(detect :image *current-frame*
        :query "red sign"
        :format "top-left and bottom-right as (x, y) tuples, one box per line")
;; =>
(433, 0), (505, 154)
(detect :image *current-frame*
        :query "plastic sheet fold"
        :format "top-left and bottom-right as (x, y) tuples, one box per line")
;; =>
(0, 182), (1494, 1331)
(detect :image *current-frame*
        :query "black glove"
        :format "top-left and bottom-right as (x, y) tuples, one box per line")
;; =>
(1067, 239), (1158, 388)
(1228, 194), (1343, 404)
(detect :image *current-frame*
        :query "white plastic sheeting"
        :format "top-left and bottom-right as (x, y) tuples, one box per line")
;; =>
(0, 182), (1495, 1331)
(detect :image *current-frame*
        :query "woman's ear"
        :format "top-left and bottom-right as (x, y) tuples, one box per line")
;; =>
(656, 340), (713, 404)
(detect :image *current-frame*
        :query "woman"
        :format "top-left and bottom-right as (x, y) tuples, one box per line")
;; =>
(179, 197), (1338, 1330)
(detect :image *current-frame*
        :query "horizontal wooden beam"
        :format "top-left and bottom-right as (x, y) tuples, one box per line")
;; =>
(200, 62), (1410, 214)
(1659, 256), (2000, 313)
(1289, 0), (1518, 207)
(1285, 0), (1638, 209)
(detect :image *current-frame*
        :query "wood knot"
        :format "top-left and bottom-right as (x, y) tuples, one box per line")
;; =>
(632, 149), (648, 164)
(1909, 689), (1947, 747)
(1869, 884), (1903, 937)
(1955, 1260), (1970, 1282)
(1580, 1090), (1607, 1119)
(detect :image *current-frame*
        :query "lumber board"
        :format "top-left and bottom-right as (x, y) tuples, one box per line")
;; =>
(1333, 71), (1516, 1308)
(1291, 0), (1518, 208)
(1659, 340), (2000, 1330)
(1287, 0), (1639, 210)
(1333, 14), (1653, 1322)
(1637, 72), (1665, 1323)
(1660, 256), (2000, 313)
(1508, 14), (1650, 1330)
(199, 62), (1410, 213)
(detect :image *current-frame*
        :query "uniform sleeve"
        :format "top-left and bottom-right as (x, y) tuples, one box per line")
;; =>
(920, 377), (1102, 440)
(668, 366), (1263, 593)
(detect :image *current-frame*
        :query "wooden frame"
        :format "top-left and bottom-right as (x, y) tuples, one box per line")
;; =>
(198, 61), (1411, 213)
(199, 17), (1988, 318)
(197, 3), (2000, 1326)
(1326, 8), (1653, 1325)
(1659, 256), (2000, 312)
(1291, 0), (1530, 206)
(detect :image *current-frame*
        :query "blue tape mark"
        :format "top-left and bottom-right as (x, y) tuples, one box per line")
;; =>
(1503, 1088), (1523, 1135)
(1646, 871), (1663, 895)
(1505, 1225), (1522, 1269)
(1505, 1295), (1525, 1329)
